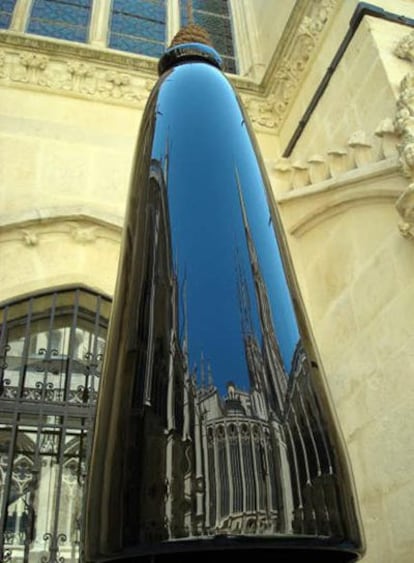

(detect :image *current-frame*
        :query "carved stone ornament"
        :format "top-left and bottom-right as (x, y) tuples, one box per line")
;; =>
(262, 0), (338, 129)
(395, 183), (414, 239)
(393, 29), (414, 240)
(0, 33), (157, 108)
(394, 67), (414, 238)
(20, 229), (38, 247)
(0, 219), (121, 248)
(394, 30), (414, 63)
(394, 72), (414, 179)
(199, 0), (337, 131)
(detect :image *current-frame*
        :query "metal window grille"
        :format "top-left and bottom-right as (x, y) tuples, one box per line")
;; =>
(0, 286), (111, 563)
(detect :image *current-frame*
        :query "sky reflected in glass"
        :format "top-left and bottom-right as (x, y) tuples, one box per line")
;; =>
(152, 62), (299, 395)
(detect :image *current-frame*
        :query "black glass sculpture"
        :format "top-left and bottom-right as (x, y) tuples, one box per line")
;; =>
(85, 28), (364, 563)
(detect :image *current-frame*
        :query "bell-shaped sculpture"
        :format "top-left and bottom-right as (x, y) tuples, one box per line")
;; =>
(85, 31), (364, 562)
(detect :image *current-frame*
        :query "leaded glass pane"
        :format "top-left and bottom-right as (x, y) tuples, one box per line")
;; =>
(115, 0), (165, 20)
(222, 56), (236, 74)
(110, 34), (165, 58)
(0, 0), (16, 30)
(192, 0), (229, 16)
(27, 0), (92, 43)
(196, 13), (233, 49)
(179, 0), (237, 73)
(111, 13), (164, 41)
(109, 0), (166, 57)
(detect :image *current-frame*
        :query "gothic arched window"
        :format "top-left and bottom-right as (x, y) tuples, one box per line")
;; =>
(0, 286), (111, 563)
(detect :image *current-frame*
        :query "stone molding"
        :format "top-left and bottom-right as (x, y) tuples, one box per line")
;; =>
(393, 31), (414, 239)
(275, 158), (403, 237)
(241, 0), (338, 129)
(395, 185), (414, 239)
(271, 120), (399, 193)
(0, 205), (124, 230)
(0, 32), (156, 108)
(0, 215), (122, 248)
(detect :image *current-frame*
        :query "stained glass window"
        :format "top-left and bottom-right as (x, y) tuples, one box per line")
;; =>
(109, 0), (166, 58)
(180, 0), (237, 73)
(0, 0), (16, 30)
(27, 0), (92, 43)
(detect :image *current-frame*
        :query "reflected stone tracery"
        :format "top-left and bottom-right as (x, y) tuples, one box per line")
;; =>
(125, 157), (344, 543)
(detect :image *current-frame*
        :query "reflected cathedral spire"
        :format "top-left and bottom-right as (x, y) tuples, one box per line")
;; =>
(235, 168), (288, 417)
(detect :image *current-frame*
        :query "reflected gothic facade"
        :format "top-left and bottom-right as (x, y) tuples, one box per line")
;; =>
(85, 41), (362, 561)
(112, 158), (345, 546)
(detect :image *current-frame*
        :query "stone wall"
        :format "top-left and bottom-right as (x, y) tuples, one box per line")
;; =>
(274, 6), (414, 561)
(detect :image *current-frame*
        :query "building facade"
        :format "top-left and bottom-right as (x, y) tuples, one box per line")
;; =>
(0, 1), (414, 562)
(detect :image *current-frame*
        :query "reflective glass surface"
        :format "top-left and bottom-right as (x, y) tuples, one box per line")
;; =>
(109, 0), (166, 57)
(85, 44), (363, 562)
(0, 0), (16, 30)
(27, 0), (91, 43)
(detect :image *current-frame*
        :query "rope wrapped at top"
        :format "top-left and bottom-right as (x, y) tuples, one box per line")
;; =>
(169, 23), (213, 48)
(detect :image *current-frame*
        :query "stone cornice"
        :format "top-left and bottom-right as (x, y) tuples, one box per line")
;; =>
(0, 214), (122, 248)
(0, 31), (159, 109)
(0, 30), (262, 118)
(0, 30), (158, 74)
(276, 158), (404, 237)
(0, 205), (124, 232)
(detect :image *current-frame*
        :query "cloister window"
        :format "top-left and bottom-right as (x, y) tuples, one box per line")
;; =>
(0, 287), (111, 563)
